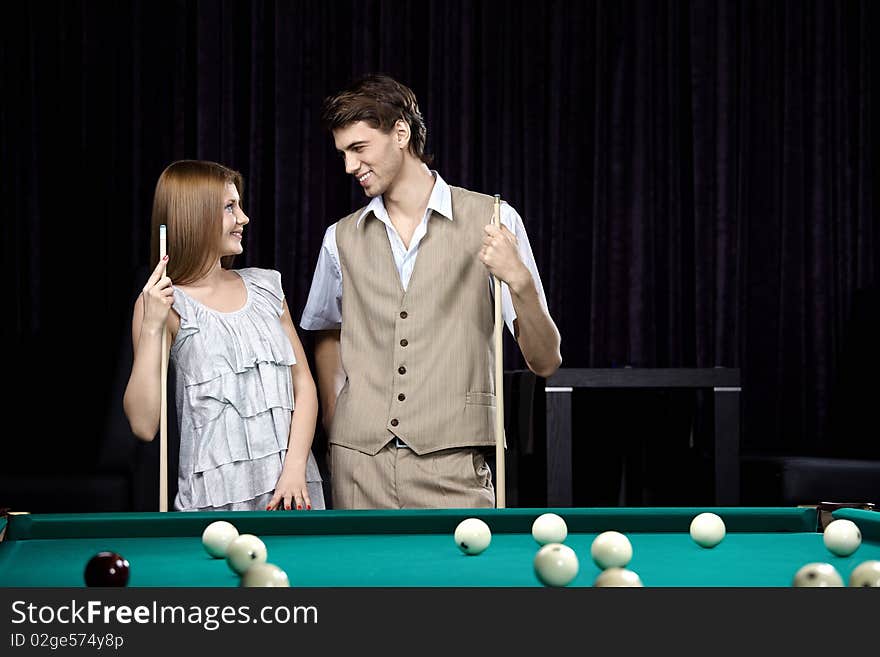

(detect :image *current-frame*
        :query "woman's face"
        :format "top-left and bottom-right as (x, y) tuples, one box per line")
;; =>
(220, 181), (249, 256)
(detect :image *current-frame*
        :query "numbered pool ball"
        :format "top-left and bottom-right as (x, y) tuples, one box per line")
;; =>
(454, 518), (492, 555)
(533, 543), (579, 587)
(84, 551), (130, 587)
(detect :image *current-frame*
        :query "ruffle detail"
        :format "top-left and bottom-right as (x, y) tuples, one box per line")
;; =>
(237, 268), (285, 314)
(168, 268), (319, 509)
(173, 301), (201, 345)
(186, 363), (294, 429)
(190, 385), (291, 470)
(192, 450), (282, 508)
(188, 449), (324, 510)
(190, 483), (326, 512)
(171, 268), (296, 386)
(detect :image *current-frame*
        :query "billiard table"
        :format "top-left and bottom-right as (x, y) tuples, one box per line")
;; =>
(1, 507), (878, 587)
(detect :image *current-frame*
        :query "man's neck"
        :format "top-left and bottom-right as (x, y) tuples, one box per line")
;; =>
(383, 160), (435, 223)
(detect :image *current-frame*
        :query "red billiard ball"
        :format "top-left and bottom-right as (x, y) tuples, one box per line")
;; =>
(84, 552), (130, 587)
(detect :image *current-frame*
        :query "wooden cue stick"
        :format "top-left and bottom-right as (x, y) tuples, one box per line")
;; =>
(159, 224), (169, 512)
(493, 195), (506, 508)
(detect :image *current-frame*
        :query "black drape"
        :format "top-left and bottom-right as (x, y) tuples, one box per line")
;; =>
(2, 1), (877, 477)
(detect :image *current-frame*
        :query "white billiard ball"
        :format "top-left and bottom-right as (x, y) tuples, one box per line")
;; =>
(226, 534), (267, 575)
(454, 518), (492, 555)
(531, 513), (568, 545)
(534, 543), (579, 587)
(590, 531), (633, 570)
(240, 562), (290, 587)
(689, 512), (726, 548)
(848, 560), (880, 587)
(823, 519), (861, 557)
(201, 520), (239, 558)
(593, 567), (643, 587)
(792, 562), (844, 587)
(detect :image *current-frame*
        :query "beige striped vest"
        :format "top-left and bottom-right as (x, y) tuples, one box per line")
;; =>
(332, 186), (498, 455)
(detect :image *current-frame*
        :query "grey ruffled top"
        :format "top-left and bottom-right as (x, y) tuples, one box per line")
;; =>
(170, 268), (322, 511)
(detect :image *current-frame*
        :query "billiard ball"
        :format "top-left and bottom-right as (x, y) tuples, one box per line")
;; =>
(594, 567), (643, 587)
(202, 520), (239, 558)
(241, 563), (290, 587)
(226, 534), (268, 575)
(823, 519), (861, 557)
(84, 552), (130, 587)
(454, 518), (491, 555)
(792, 562), (844, 587)
(590, 531), (632, 570)
(531, 513), (568, 545)
(689, 512), (726, 548)
(848, 560), (880, 587)
(534, 543), (579, 587)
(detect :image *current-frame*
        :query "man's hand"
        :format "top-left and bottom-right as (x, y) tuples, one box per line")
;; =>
(479, 224), (531, 293)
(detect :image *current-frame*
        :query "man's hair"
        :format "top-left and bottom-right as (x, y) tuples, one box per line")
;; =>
(321, 74), (433, 164)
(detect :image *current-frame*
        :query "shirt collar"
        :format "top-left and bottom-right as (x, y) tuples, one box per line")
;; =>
(356, 171), (454, 228)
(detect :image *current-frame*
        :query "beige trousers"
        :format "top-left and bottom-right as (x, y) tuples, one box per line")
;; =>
(329, 441), (495, 509)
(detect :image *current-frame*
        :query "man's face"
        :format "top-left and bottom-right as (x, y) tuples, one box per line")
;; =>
(333, 121), (405, 198)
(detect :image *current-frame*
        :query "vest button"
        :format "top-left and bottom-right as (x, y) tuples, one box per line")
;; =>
(400, 339), (408, 347)
(398, 393), (406, 402)
(400, 311), (408, 319)
(398, 366), (407, 375)
(390, 418), (399, 427)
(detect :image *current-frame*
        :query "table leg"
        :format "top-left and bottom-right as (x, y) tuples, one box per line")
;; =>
(546, 387), (573, 507)
(714, 386), (741, 505)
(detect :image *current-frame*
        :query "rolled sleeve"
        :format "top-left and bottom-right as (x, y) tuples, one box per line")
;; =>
(496, 203), (549, 336)
(300, 224), (343, 330)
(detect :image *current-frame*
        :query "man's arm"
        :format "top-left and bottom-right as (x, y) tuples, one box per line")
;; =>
(480, 221), (561, 378)
(509, 279), (562, 377)
(314, 329), (346, 432)
(300, 224), (346, 431)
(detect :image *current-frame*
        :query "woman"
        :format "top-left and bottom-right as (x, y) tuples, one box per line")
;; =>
(124, 160), (324, 511)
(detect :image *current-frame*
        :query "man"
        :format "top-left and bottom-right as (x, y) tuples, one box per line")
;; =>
(301, 74), (561, 509)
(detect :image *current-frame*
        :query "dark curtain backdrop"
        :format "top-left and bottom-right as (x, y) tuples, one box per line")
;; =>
(2, 0), (877, 474)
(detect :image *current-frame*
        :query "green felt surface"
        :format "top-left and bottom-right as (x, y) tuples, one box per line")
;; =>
(1, 508), (877, 587)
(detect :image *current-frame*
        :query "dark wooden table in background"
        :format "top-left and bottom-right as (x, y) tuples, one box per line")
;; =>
(544, 368), (742, 506)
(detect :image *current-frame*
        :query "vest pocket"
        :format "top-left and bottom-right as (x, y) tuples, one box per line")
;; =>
(466, 392), (496, 407)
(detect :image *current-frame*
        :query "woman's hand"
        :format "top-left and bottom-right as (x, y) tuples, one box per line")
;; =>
(267, 462), (312, 511)
(141, 256), (173, 332)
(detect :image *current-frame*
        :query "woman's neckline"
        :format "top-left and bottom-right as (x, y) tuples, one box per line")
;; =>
(175, 269), (251, 315)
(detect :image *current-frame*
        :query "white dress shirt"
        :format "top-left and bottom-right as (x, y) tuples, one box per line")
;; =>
(300, 172), (548, 337)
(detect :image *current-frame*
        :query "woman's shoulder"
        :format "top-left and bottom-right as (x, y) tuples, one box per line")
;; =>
(235, 268), (284, 311)
(235, 267), (281, 283)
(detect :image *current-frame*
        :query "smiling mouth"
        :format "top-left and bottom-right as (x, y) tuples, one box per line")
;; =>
(357, 171), (372, 184)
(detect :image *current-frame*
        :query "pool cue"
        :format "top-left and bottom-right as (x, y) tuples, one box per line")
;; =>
(159, 224), (169, 512)
(493, 195), (506, 508)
